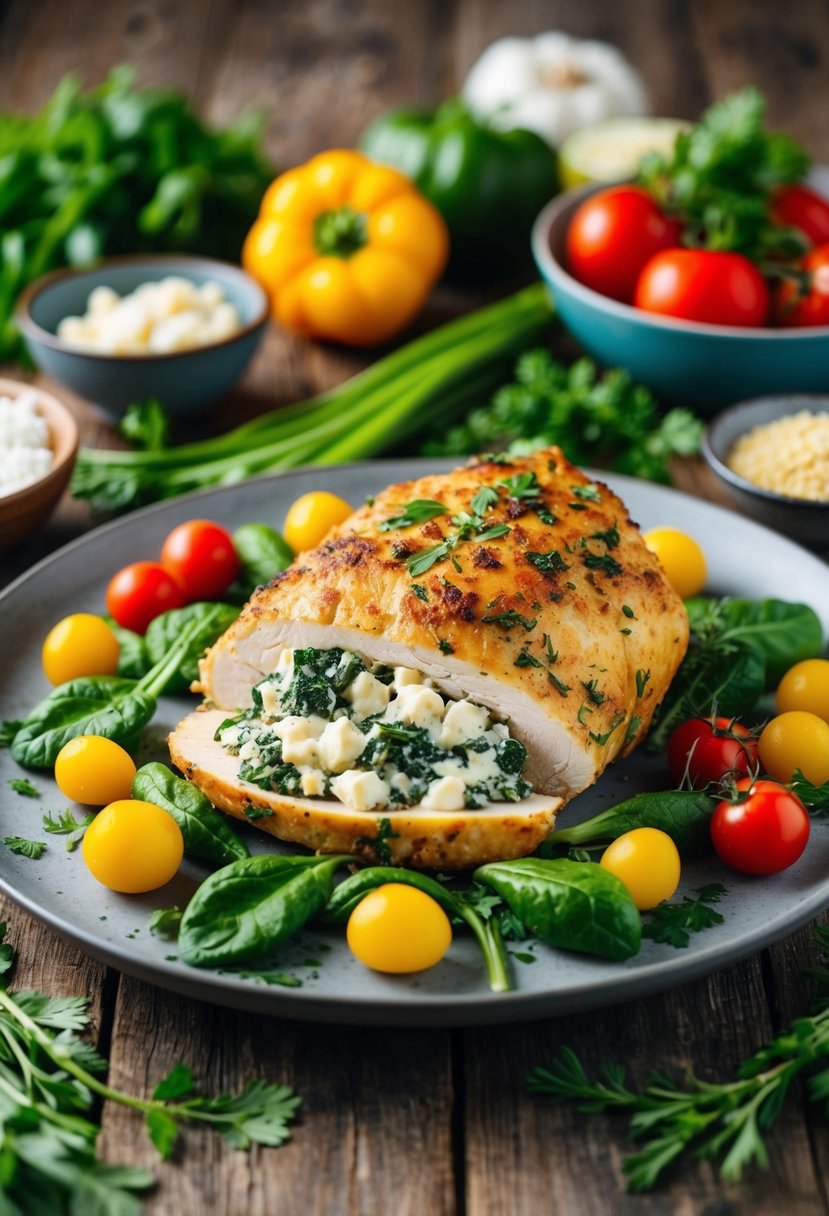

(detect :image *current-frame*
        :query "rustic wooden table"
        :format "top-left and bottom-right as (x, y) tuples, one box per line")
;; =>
(2, 1), (829, 1212)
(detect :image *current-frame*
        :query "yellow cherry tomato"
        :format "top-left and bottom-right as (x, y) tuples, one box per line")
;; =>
(600, 827), (681, 910)
(243, 150), (448, 346)
(776, 659), (829, 723)
(42, 614), (120, 685)
(283, 491), (353, 553)
(758, 711), (829, 787)
(641, 527), (707, 599)
(346, 883), (452, 974)
(54, 736), (137, 806)
(82, 800), (183, 894)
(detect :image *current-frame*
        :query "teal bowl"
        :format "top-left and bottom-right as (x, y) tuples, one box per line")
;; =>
(532, 186), (829, 413)
(17, 255), (269, 422)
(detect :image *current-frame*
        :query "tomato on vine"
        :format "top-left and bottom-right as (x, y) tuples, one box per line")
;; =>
(667, 716), (759, 789)
(710, 779), (810, 876)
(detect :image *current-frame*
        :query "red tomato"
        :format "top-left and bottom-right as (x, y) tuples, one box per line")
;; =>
(105, 562), (185, 634)
(710, 779), (810, 876)
(667, 716), (758, 789)
(565, 186), (683, 303)
(773, 244), (829, 328)
(160, 520), (240, 602)
(772, 184), (829, 247)
(635, 250), (770, 327)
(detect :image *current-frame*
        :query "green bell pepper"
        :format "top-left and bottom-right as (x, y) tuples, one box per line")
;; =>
(360, 98), (558, 279)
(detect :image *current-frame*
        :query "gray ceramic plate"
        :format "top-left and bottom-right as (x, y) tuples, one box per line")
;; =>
(2, 461), (829, 1027)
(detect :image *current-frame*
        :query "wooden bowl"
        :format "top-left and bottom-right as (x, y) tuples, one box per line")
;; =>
(0, 378), (79, 552)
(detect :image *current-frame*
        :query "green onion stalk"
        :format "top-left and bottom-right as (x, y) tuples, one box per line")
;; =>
(72, 284), (554, 513)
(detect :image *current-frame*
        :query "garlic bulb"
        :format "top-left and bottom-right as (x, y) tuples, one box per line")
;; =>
(462, 32), (649, 148)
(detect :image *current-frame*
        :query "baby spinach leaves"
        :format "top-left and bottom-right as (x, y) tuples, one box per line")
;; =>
(232, 524), (294, 596)
(544, 790), (716, 861)
(11, 677), (157, 770)
(144, 602), (239, 694)
(132, 763), (249, 865)
(179, 854), (352, 968)
(474, 857), (641, 962)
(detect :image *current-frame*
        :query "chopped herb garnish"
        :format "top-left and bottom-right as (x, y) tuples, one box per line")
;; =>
(9, 778), (39, 798)
(572, 484), (601, 502)
(568, 502), (588, 511)
(4, 836), (45, 859)
(481, 610), (538, 632)
(243, 804), (274, 820)
(356, 816), (399, 864)
(543, 634), (558, 664)
(407, 541), (452, 576)
(642, 883), (726, 948)
(589, 712), (626, 746)
(438, 639), (454, 655)
(583, 552), (623, 577)
(379, 499), (447, 531)
(526, 549), (570, 575)
(365, 495), (375, 507)
(635, 669), (651, 698)
(537, 510), (557, 526)
(470, 485), (499, 515)
(590, 524), (620, 549)
(622, 604), (636, 619)
(548, 672), (570, 697)
(577, 702), (594, 724)
(42, 809), (94, 852)
(411, 584), (428, 601)
(498, 471), (540, 499)
(476, 523), (511, 542)
(515, 650), (543, 669)
(624, 715), (642, 744)
(620, 626), (632, 636)
(581, 679), (606, 706)
(565, 582), (576, 590)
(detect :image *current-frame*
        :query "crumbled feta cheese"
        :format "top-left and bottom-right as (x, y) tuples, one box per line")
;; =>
(392, 683), (445, 729)
(301, 771), (326, 797)
(440, 700), (490, 748)
(422, 775), (466, 811)
(345, 671), (391, 721)
(393, 666), (423, 689)
(317, 717), (366, 773)
(330, 769), (390, 811)
(56, 275), (241, 356)
(0, 391), (53, 498)
(259, 682), (281, 718)
(273, 716), (320, 767)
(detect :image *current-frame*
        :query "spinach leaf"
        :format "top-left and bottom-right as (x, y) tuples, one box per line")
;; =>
(232, 524), (295, 596)
(179, 854), (351, 968)
(474, 858), (641, 962)
(132, 762), (249, 865)
(322, 866), (512, 991)
(104, 616), (151, 680)
(685, 597), (823, 686)
(144, 602), (239, 694)
(11, 677), (156, 769)
(648, 638), (765, 752)
(545, 790), (716, 861)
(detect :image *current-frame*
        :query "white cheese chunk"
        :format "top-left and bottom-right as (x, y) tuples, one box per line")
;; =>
(259, 682), (281, 718)
(393, 666), (423, 689)
(317, 717), (366, 773)
(392, 683), (445, 729)
(301, 770), (326, 797)
(345, 671), (391, 721)
(440, 700), (491, 748)
(422, 775), (466, 811)
(330, 769), (390, 811)
(273, 716), (319, 767)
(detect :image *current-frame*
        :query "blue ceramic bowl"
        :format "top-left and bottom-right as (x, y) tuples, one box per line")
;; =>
(532, 186), (829, 413)
(17, 255), (269, 422)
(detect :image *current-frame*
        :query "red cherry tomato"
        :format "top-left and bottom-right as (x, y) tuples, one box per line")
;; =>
(773, 244), (829, 328)
(160, 520), (240, 602)
(667, 716), (758, 789)
(772, 184), (829, 247)
(635, 249), (770, 327)
(105, 561), (185, 634)
(565, 186), (683, 303)
(710, 778), (810, 876)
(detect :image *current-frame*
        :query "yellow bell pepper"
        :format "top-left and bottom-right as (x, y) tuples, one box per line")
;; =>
(242, 149), (449, 346)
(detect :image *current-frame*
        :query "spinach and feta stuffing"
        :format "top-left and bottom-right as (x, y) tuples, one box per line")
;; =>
(217, 647), (533, 811)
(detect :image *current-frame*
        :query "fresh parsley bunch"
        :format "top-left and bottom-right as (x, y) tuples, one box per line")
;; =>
(425, 350), (701, 483)
(0, 923), (300, 1214)
(638, 87), (810, 260)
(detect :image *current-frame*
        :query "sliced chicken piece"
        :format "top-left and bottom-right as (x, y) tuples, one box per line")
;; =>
(198, 449), (688, 800)
(169, 708), (561, 869)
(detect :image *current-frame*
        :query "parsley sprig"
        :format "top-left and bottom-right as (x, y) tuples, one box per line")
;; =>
(642, 883), (725, 948)
(530, 924), (829, 1191)
(0, 923), (300, 1211)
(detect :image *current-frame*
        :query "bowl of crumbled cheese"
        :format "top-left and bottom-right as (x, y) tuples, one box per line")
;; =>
(703, 395), (829, 551)
(16, 256), (269, 421)
(0, 379), (79, 550)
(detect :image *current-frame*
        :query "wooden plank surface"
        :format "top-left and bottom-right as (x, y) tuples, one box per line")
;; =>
(1, 2), (828, 1213)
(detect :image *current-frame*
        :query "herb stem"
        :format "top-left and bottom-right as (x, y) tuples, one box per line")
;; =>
(457, 904), (512, 993)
